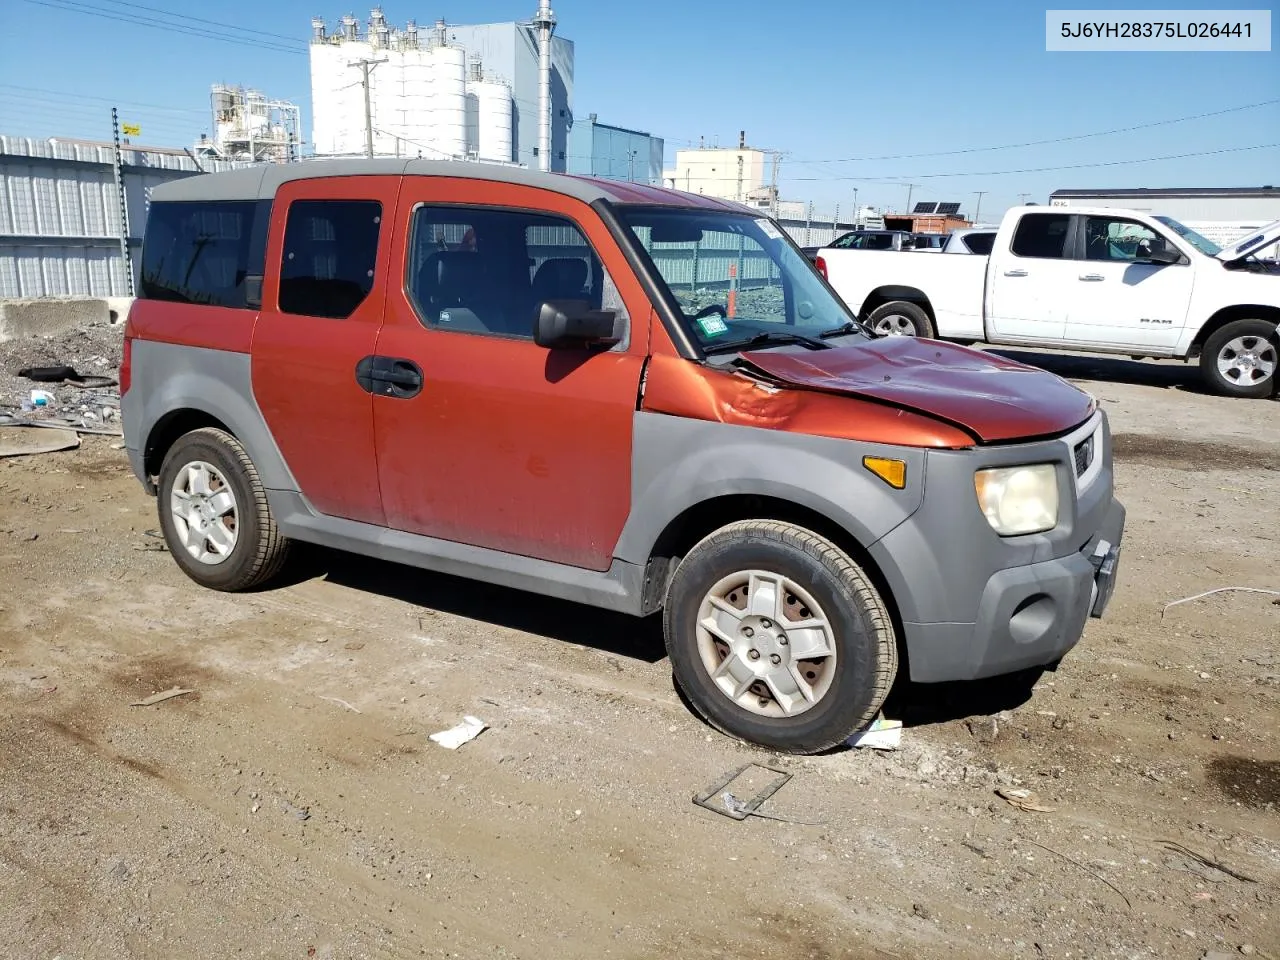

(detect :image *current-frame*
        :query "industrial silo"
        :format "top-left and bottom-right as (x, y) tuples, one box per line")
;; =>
(474, 78), (513, 163)
(431, 24), (467, 159)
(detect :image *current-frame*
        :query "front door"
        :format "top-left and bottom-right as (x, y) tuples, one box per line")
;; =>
(1063, 213), (1194, 350)
(986, 212), (1076, 342)
(251, 177), (397, 526)
(371, 177), (649, 571)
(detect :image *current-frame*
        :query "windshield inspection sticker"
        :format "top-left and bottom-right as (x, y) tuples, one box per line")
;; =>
(755, 219), (783, 240)
(698, 316), (729, 337)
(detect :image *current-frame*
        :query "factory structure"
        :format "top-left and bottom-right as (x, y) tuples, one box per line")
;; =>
(193, 85), (302, 163)
(308, 8), (571, 169)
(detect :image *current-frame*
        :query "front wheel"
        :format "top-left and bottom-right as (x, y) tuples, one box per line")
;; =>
(663, 521), (897, 754)
(1199, 319), (1278, 398)
(866, 301), (935, 338)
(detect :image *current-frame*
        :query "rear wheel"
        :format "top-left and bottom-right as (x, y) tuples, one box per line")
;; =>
(1200, 319), (1278, 398)
(157, 428), (291, 591)
(867, 301), (935, 338)
(663, 520), (897, 754)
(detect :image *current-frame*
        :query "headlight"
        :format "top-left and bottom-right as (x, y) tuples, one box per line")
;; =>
(974, 464), (1060, 536)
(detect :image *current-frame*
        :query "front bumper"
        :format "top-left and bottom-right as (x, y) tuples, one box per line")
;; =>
(901, 499), (1125, 682)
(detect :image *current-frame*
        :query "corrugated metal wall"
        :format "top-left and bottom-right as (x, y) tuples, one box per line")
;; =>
(0, 137), (248, 299)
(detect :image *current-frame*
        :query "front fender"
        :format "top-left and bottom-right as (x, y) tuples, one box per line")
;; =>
(613, 411), (925, 565)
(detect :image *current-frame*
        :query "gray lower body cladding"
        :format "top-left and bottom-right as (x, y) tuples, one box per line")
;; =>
(870, 411), (1125, 682)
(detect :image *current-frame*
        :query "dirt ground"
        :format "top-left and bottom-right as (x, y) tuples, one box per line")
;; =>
(1, 339), (1277, 960)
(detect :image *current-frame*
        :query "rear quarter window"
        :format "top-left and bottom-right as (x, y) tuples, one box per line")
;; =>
(140, 199), (270, 308)
(963, 233), (996, 255)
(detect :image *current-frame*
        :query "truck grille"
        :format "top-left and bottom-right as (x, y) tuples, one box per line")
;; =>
(1073, 434), (1095, 477)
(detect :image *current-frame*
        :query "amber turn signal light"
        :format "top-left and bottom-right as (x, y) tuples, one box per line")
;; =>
(862, 456), (906, 489)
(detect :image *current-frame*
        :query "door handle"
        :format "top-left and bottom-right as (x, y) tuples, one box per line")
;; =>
(1003, 269), (1028, 277)
(355, 356), (424, 399)
(378, 359), (423, 399)
(1079, 273), (1105, 282)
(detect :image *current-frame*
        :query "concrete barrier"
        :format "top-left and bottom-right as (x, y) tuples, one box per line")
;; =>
(0, 298), (112, 341)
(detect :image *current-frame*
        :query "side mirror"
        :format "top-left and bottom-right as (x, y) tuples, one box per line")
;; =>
(1142, 247), (1181, 265)
(533, 299), (620, 349)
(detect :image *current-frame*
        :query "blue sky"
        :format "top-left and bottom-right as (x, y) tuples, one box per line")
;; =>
(1, 0), (1276, 219)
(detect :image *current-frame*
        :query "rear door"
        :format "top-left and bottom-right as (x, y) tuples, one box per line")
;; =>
(370, 177), (650, 570)
(251, 176), (397, 526)
(1064, 213), (1193, 350)
(986, 212), (1075, 342)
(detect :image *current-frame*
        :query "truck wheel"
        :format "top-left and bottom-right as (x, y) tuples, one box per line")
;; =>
(663, 520), (897, 754)
(157, 427), (291, 592)
(867, 301), (935, 338)
(1200, 319), (1278, 398)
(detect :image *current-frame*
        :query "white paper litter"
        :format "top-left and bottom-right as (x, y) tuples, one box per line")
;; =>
(428, 715), (487, 749)
(847, 716), (903, 750)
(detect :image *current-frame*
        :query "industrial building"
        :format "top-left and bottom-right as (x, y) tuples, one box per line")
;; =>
(566, 114), (663, 184)
(662, 135), (773, 203)
(308, 10), (572, 169)
(0, 136), (244, 302)
(1049, 186), (1280, 257)
(192, 85), (302, 163)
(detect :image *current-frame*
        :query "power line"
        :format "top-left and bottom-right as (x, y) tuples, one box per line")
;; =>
(787, 142), (1280, 182)
(17, 0), (306, 54)
(92, 0), (303, 43)
(792, 99), (1280, 165)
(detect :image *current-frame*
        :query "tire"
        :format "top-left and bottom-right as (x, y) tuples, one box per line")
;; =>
(157, 427), (291, 592)
(866, 300), (935, 338)
(663, 520), (897, 754)
(1199, 319), (1278, 399)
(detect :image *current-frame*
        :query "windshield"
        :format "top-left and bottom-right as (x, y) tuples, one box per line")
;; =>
(616, 207), (859, 352)
(1154, 216), (1221, 256)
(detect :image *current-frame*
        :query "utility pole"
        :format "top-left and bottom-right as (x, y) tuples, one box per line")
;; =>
(736, 153), (744, 203)
(973, 190), (987, 224)
(904, 183), (919, 213)
(350, 57), (385, 158)
(852, 187), (859, 226)
(1017, 192), (1033, 206)
(110, 107), (134, 297)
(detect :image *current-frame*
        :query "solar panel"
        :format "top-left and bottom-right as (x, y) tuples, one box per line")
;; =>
(936, 202), (962, 215)
(912, 201), (937, 214)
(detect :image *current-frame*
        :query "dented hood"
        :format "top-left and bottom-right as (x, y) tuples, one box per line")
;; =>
(740, 338), (1094, 443)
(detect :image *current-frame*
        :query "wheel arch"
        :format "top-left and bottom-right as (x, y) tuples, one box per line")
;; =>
(637, 493), (910, 675)
(859, 285), (936, 322)
(1188, 304), (1280, 357)
(144, 408), (234, 480)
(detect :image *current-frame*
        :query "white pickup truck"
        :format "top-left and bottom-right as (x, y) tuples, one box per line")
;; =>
(816, 206), (1280, 397)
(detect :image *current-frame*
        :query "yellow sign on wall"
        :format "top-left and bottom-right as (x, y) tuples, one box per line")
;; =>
(121, 123), (141, 137)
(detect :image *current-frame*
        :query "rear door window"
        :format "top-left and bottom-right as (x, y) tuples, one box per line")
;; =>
(1010, 214), (1072, 259)
(278, 200), (382, 319)
(140, 199), (270, 308)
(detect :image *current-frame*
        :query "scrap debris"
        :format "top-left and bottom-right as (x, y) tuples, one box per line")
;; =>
(996, 787), (1056, 813)
(1162, 587), (1280, 618)
(848, 715), (903, 750)
(0, 426), (80, 458)
(130, 687), (195, 707)
(429, 715), (487, 749)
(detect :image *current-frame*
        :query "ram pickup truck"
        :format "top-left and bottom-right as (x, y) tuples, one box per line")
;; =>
(817, 206), (1280, 397)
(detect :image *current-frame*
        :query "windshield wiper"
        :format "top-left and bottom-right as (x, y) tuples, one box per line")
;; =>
(703, 330), (832, 355)
(818, 318), (877, 339)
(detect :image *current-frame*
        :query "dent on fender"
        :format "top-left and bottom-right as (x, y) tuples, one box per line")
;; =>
(639, 355), (974, 448)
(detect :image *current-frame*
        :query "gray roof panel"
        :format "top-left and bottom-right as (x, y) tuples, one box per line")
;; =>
(147, 158), (756, 211)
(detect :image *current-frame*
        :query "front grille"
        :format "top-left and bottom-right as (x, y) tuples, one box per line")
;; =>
(1073, 434), (1095, 477)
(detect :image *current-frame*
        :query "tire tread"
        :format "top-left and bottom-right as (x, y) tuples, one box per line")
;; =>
(665, 519), (897, 754)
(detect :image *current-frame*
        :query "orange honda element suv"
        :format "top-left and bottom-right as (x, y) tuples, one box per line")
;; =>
(122, 160), (1124, 753)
